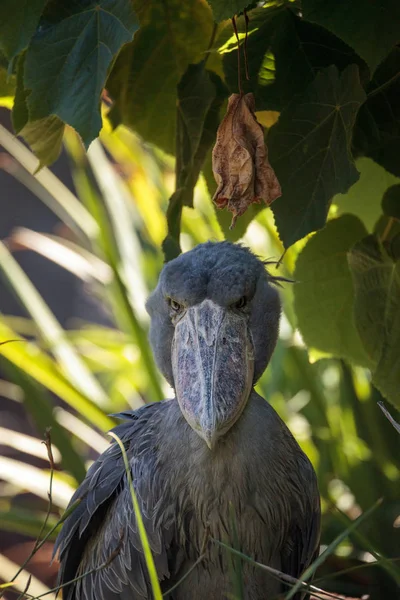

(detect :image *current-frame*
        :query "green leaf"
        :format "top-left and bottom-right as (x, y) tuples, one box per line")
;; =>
(12, 54), (28, 132)
(220, 6), (281, 100)
(0, 508), (58, 540)
(163, 64), (226, 260)
(0, 0), (47, 62)
(302, 0), (400, 74)
(348, 235), (400, 408)
(334, 158), (400, 232)
(353, 46), (400, 178)
(19, 116), (65, 169)
(177, 64), (226, 208)
(222, 8), (368, 112)
(107, 0), (213, 155)
(294, 214), (371, 366)
(24, 0), (138, 148)
(207, 0), (255, 22)
(0, 68), (15, 97)
(13, 56), (64, 168)
(269, 65), (366, 247)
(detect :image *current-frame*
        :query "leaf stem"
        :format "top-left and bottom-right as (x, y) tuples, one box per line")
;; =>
(232, 17), (243, 95)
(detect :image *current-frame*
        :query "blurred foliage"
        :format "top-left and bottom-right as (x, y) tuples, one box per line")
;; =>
(0, 0), (399, 598)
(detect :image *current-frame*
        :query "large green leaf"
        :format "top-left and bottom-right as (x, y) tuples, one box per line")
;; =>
(0, 0), (47, 62)
(207, 1), (255, 22)
(294, 214), (371, 366)
(348, 235), (400, 408)
(302, 0), (400, 74)
(353, 46), (400, 178)
(223, 8), (368, 112)
(177, 64), (226, 208)
(107, 0), (213, 154)
(269, 65), (366, 247)
(334, 158), (400, 232)
(163, 63), (227, 260)
(23, 0), (138, 148)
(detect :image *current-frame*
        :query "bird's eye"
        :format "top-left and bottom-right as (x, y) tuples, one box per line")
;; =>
(234, 296), (247, 310)
(168, 298), (183, 313)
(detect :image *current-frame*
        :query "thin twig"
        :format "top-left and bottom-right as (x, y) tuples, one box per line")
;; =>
(380, 216), (394, 242)
(243, 10), (250, 81)
(16, 576), (32, 600)
(162, 527), (209, 596)
(0, 500), (82, 599)
(378, 401), (400, 434)
(0, 339), (22, 346)
(212, 540), (347, 600)
(162, 553), (207, 596)
(0, 432), (57, 600)
(275, 248), (287, 269)
(232, 16), (242, 95)
(36, 430), (55, 547)
(313, 556), (400, 585)
(21, 534), (124, 600)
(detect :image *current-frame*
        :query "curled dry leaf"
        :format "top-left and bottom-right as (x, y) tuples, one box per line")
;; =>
(212, 93), (281, 228)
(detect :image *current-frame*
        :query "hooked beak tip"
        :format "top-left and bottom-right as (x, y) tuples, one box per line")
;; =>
(203, 431), (217, 450)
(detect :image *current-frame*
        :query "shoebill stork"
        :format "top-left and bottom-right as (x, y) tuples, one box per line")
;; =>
(55, 241), (320, 600)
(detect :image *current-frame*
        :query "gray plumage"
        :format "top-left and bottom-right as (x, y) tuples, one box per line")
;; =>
(55, 241), (320, 600)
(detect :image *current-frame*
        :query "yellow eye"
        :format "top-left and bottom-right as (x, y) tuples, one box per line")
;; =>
(168, 298), (183, 313)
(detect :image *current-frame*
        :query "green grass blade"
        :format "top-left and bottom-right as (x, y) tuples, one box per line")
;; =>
(1, 359), (86, 482)
(334, 507), (400, 586)
(0, 124), (98, 240)
(0, 322), (113, 431)
(0, 242), (109, 407)
(284, 498), (382, 599)
(0, 509), (59, 541)
(109, 432), (162, 600)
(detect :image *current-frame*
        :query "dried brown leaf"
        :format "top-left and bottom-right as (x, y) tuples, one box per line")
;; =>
(212, 93), (281, 228)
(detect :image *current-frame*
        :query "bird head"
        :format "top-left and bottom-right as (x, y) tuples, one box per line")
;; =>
(146, 242), (281, 449)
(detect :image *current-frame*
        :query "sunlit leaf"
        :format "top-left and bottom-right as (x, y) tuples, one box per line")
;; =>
(334, 158), (400, 232)
(348, 235), (400, 409)
(294, 215), (371, 366)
